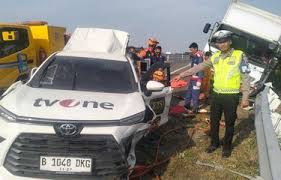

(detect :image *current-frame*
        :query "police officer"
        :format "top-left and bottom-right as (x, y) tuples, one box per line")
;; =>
(175, 30), (250, 158)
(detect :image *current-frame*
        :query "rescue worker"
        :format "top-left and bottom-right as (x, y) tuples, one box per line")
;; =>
(200, 51), (212, 101)
(141, 62), (168, 94)
(174, 30), (250, 158)
(151, 46), (166, 65)
(145, 37), (159, 58)
(127, 46), (138, 65)
(135, 48), (147, 78)
(152, 67), (165, 82)
(127, 46), (137, 57)
(137, 47), (147, 59)
(184, 42), (204, 113)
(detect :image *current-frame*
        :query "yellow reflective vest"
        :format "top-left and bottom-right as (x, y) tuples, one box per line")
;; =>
(210, 50), (243, 94)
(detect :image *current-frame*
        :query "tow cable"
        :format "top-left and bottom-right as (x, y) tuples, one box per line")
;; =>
(129, 125), (195, 180)
(129, 80), (209, 179)
(128, 102), (224, 180)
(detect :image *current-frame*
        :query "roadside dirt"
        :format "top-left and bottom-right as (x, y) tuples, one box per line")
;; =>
(133, 91), (259, 180)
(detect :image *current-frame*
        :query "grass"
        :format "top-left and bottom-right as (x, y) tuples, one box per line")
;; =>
(133, 90), (259, 180)
(160, 108), (259, 180)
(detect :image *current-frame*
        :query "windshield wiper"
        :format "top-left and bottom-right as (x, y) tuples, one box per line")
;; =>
(72, 72), (77, 90)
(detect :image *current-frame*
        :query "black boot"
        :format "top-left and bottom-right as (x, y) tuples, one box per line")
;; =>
(222, 147), (232, 158)
(205, 144), (219, 153)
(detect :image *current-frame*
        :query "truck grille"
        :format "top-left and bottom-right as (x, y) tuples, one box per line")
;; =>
(4, 133), (128, 179)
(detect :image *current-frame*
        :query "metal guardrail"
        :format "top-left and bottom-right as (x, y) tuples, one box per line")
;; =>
(166, 54), (190, 62)
(255, 86), (281, 180)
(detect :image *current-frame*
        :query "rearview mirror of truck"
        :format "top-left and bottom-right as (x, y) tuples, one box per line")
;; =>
(203, 23), (211, 33)
(268, 42), (279, 50)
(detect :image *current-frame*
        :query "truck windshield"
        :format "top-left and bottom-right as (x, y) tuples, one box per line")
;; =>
(29, 56), (137, 93)
(0, 27), (29, 58)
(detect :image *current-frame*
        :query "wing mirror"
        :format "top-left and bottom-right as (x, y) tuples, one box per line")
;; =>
(203, 23), (212, 33)
(146, 81), (165, 92)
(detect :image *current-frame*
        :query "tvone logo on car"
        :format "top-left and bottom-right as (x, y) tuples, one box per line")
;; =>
(33, 98), (114, 110)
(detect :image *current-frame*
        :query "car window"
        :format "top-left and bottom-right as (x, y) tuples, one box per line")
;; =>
(30, 56), (137, 93)
(40, 64), (58, 85)
(0, 27), (29, 58)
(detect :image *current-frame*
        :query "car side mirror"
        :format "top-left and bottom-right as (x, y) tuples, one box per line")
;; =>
(30, 67), (38, 77)
(146, 81), (165, 92)
(203, 23), (211, 33)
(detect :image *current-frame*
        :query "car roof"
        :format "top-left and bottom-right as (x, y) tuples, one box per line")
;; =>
(56, 51), (128, 62)
(63, 28), (129, 56)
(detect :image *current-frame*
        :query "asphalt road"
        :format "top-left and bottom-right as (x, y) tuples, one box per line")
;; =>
(169, 58), (191, 81)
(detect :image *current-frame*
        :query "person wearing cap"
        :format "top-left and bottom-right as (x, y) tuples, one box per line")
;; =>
(184, 42), (204, 114)
(174, 30), (251, 158)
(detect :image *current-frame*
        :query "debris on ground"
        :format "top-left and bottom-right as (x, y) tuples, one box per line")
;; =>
(196, 160), (258, 180)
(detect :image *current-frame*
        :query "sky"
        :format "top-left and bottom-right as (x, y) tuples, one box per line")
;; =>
(0, 0), (280, 53)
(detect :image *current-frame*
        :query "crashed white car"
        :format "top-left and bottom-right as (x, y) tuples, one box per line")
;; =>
(0, 28), (172, 179)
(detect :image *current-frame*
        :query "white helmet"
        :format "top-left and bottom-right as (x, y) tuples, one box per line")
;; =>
(213, 30), (232, 43)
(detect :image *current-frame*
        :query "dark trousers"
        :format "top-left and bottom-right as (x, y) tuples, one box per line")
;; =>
(210, 92), (239, 149)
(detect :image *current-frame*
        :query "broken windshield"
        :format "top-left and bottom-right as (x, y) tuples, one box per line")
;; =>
(29, 56), (138, 93)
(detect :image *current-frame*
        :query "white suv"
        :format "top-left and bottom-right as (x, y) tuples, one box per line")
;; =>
(0, 28), (172, 179)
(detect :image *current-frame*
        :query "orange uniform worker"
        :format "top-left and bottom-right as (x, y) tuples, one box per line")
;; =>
(200, 51), (212, 100)
(146, 38), (159, 58)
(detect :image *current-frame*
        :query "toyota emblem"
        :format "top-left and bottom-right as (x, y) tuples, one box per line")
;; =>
(54, 123), (82, 137)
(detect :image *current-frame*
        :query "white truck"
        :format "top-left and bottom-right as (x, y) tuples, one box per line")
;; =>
(0, 28), (172, 179)
(203, 0), (281, 96)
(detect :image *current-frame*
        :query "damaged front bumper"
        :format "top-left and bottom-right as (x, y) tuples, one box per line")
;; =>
(0, 119), (150, 179)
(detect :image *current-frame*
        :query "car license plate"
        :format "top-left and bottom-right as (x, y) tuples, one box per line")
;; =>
(40, 156), (92, 173)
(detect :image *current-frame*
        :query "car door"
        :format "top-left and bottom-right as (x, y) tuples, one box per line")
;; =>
(141, 62), (172, 126)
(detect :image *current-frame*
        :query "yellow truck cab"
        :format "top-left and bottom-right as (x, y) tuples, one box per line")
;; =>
(0, 21), (65, 91)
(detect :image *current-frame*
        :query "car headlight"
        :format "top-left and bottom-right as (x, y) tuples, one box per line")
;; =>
(120, 111), (145, 126)
(0, 106), (16, 122)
